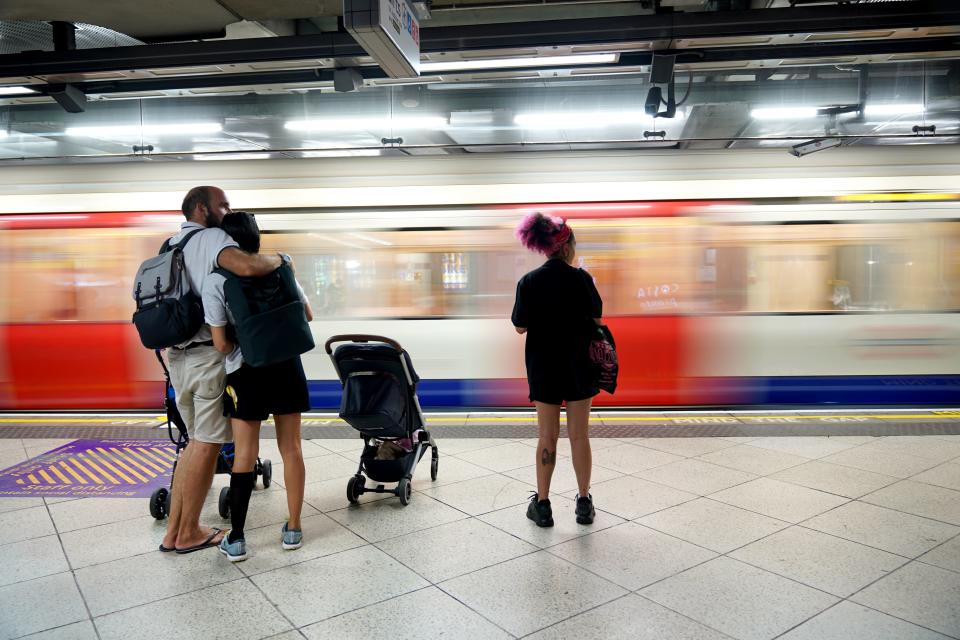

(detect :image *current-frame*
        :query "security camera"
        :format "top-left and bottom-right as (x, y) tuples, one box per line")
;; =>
(789, 137), (841, 157)
(644, 87), (662, 117)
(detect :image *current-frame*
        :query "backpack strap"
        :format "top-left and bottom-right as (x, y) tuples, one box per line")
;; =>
(276, 263), (301, 303)
(159, 227), (205, 255)
(213, 266), (252, 324)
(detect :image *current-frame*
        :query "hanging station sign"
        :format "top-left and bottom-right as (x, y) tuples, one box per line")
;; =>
(344, 0), (421, 78)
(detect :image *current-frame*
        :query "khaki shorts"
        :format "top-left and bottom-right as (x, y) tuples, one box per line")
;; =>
(168, 345), (233, 445)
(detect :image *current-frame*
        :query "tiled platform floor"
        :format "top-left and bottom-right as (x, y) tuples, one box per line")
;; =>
(1, 433), (959, 640)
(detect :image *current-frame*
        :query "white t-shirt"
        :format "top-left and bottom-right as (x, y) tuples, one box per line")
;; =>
(167, 222), (238, 347)
(202, 262), (309, 374)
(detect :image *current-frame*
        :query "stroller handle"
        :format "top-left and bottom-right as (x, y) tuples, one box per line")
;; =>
(324, 334), (404, 355)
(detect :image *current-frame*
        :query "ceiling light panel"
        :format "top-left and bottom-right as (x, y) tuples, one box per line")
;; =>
(420, 53), (618, 73)
(65, 123), (223, 136)
(0, 86), (37, 96)
(285, 117), (447, 131)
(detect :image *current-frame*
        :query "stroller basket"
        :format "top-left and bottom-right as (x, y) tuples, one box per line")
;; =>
(360, 442), (427, 483)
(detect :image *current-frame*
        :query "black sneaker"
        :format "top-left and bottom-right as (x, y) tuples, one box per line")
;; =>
(575, 494), (595, 525)
(526, 493), (554, 527)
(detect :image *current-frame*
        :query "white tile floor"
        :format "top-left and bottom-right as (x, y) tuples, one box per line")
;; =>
(0, 434), (959, 640)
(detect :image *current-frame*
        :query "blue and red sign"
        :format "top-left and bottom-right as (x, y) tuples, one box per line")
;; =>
(0, 440), (174, 498)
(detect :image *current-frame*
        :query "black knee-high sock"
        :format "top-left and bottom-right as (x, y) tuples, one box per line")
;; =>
(228, 471), (255, 543)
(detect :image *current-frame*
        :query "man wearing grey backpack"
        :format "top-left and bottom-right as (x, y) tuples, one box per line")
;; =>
(159, 186), (282, 554)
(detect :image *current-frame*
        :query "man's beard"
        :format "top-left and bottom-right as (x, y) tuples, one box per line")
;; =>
(204, 210), (219, 227)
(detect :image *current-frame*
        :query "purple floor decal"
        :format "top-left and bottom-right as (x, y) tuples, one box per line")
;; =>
(0, 440), (174, 498)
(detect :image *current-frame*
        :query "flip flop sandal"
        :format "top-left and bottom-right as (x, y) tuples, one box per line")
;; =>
(175, 528), (223, 554)
(158, 544), (175, 553)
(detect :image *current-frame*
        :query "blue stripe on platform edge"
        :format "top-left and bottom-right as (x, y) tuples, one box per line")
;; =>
(755, 375), (960, 405)
(308, 375), (960, 409)
(308, 379), (489, 410)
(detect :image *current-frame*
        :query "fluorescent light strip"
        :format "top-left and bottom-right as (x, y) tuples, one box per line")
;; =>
(420, 53), (618, 73)
(0, 86), (37, 96)
(752, 104), (926, 120)
(65, 123), (222, 137)
(285, 117), (446, 131)
(301, 149), (383, 157)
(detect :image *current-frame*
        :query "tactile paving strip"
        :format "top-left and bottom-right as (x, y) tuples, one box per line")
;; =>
(0, 414), (958, 439)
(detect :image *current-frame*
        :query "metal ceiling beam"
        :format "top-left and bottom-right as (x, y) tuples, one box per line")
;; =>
(421, 0), (960, 52)
(9, 70), (949, 124)
(23, 36), (951, 97)
(0, 1), (956, 78)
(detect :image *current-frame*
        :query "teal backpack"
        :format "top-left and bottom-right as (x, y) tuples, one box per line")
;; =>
(214, 263), (315, 367)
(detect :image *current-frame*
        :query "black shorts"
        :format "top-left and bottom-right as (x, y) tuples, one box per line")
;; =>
(224, 357), (311, 422)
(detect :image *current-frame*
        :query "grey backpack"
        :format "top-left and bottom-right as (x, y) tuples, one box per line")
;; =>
(131, 229), (204, 349)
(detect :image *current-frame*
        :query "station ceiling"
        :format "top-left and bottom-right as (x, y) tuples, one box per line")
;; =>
(0, 0), (957, 161)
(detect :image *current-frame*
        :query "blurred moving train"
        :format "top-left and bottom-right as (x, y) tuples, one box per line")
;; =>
(0, 148), (957, 409)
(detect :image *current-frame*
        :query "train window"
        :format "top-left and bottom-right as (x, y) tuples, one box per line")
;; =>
(0, 228), (145, 323)
(702, 220), (960, 314)
(835, 245), (895, 311)
(579, 220), (699, 316)
(6, 212), (952, 327)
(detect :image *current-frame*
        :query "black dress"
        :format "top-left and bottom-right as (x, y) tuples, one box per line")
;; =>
(511, 258), (603, 405)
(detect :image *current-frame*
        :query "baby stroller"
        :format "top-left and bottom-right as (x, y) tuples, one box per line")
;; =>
(148, 350), (272, 520)
(325, 335), (438, 506)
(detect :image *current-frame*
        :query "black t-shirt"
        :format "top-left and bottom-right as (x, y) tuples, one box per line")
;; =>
(511, 259), (603, 402)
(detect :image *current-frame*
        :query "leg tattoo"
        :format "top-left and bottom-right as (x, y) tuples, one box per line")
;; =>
(541, 448), (556, 466)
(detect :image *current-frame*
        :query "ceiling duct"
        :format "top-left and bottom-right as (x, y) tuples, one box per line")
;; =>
(0, 21), (142, 55)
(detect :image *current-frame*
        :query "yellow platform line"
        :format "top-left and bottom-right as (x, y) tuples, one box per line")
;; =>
(85, 451), (134, 484)
(49, 465), (72, 484)
(37, 469), (57, 484)
(77, 455), (120, 484)
(97, 448), (149, 483)
(60, 461), (87, 484)
(0, 418), (165, 423)
(123, 448), (168, 474)
(27, 474), (40, 484)
(598, 415), (959, 421)
(69, 459), (103, 484)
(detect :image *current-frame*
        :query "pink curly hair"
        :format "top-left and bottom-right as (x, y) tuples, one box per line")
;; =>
(515, 212), (570, 255)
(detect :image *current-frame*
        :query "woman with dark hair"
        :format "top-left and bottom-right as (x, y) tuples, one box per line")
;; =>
(201, 211), (313, 562)
(512, 213), (603, 528)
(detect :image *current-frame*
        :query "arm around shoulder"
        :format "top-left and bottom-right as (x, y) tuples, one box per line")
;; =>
(210, 325), (234, 354)
(217, 247), (282, 277)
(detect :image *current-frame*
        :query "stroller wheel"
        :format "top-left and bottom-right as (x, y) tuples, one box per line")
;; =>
(261, 459), (273, 489)
(397, 477), (412, 506)
(218, 486), (231, 519)
(431, 449), (439, 482)
(149, 488), (168, 520)
(347, 475), (365, 504)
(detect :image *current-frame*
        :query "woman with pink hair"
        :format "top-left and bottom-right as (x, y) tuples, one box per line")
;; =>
(512, 213), (603, 528)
